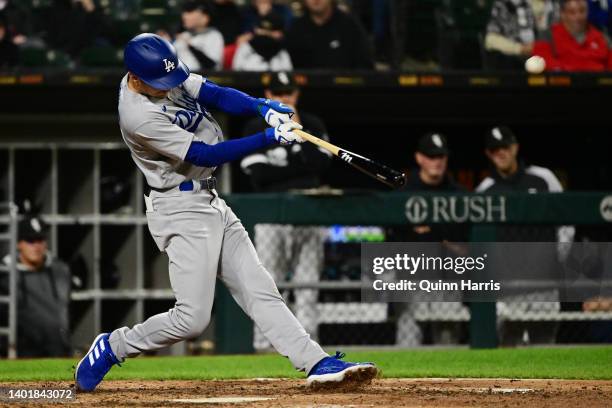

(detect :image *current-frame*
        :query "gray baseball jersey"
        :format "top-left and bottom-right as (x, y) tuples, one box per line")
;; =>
(118, 73), (223, 189)
(111, 76), (329, 373)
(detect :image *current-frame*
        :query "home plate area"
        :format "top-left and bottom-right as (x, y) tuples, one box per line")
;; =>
(6, 378), (612, 407)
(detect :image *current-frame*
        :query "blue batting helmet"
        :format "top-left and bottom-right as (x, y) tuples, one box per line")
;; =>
(124, 33), (190, 90)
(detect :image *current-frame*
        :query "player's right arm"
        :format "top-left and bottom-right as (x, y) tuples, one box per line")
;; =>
(181, 74), (295, 128)
(133, 115), (304, 168)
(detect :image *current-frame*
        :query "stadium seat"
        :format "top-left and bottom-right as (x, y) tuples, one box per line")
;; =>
(139, 0), (180, 30)
(403, 0), (443, 62)
(444, 0), (493, 29)
(79, 46), (123, 67)
(141, 0), (176, 9)
(46, 50), (72, 68)
(27, 0), (54, 8)
(140, 0), (177, 18)
(19, 48), (48, 67)
(223, 44), (238, 70)
(435, 0), (494, 69)
(140, 13), (180, 32)
(19, 48), (71, 68)
(112, 19), (143, 45)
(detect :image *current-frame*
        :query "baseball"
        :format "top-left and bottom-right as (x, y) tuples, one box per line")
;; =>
(525, 56), (546, 74)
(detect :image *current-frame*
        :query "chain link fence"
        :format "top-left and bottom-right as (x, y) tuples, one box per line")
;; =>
(251, 221), (612, 349)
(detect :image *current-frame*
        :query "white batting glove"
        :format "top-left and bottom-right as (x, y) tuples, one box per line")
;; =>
(264, 121), (304, 145)
(255, 98), (294, 127)
(266, 110), (292, 128)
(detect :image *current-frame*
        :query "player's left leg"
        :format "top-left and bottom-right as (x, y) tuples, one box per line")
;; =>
(219, 212), (326, 373)
(216, 199), (378, 384)
(252, 223), (292, 350)
(291, 226), (326, 342)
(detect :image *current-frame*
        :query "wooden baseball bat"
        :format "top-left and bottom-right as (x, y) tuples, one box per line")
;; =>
(294, 129), (406, 189)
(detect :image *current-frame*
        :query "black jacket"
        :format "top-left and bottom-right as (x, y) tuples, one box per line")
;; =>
(0, 254), (72, 357)
(0, 36), (19, 68)
(214, 1), (243, 44)
(476, 162), (567, 242)
(476, 162), (563, 193)
(387, 171), (469, 243)
(286, 7), (374, 70)
(240, 111), (332, 192)
(402, 170), (466, 193)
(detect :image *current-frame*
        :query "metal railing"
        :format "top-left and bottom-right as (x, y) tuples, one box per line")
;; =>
(0, 203), (18, 358)
(213, 192), (612, 351)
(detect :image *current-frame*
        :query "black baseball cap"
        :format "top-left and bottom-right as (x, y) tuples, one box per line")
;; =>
(417, 132), (449, 156)
(267, 71), (298, 94)
(18, 216), (48, 242)
(182, 0), (212, 14)
(485, 126), (518, 149)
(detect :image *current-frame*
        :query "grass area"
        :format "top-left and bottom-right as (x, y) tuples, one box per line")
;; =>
(1, 347), (611, 382)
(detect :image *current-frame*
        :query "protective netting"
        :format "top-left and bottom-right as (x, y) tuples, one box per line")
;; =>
(253, 223), (612, 348)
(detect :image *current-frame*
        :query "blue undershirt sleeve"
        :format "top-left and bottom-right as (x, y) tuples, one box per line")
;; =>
(197, 80), (259, 116)
(184, 130), (275, 167)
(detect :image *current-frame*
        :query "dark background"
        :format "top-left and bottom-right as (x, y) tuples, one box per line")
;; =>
(1, 72), (610, 192)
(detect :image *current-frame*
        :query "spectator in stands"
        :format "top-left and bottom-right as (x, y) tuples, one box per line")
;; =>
(533, 0), (612, 71)
(485, 0), (559, 70)
(44, 0), (111, 59)
(371, 0), (392, 64)
(241, 0), (293, 32)
(389, 133), (467, 346)
(588, 0), (611, 34)
(0, 14), (19, 67)
(0, 217), (72, 357)
(232, 7), (292, 71)
(213, 0), (242, 45)
(344, 0), (392, 64)
(240, 72), (332, 349)
(211, 0), (243, 69)
(174, 0), (224, 71)
(286, 0), (374, 70)
(477, 126), (575, 346)
(0, 0), (31, 46)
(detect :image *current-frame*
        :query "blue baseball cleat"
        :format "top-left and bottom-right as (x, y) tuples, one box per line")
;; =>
(74, 333), (121, 392)
(307, 351), (379, 387)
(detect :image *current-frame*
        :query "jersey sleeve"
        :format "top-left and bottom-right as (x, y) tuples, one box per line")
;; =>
(181, 73), (206, 100)
(526, 165), (564, 192)
(475, 177), (495, 192)
(133, 115), (195, 161)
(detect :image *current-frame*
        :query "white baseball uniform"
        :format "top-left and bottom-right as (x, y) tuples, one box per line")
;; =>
(108, 74), (327, 373)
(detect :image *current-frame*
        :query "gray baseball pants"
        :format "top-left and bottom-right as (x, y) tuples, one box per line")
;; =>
(253, 224), (325, 349)
(108, 188), (328, 373)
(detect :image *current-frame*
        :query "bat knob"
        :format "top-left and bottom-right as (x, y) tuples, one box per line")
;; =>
(393, 173), (407, 189)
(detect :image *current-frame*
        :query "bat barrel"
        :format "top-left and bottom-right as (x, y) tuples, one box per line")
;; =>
(295, 129), (405, 189)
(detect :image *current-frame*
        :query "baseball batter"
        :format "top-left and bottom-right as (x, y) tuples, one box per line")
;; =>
(74, 33), (378, 391)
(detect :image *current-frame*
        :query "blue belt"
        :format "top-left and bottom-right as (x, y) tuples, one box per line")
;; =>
(178, 177), (217, 191)
(148, 177), (217, 194)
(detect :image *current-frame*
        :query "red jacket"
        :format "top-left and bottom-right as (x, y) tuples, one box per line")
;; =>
(533, 23), (612, 71)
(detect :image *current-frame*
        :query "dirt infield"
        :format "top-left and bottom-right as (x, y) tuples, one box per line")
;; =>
(1, 378), (611, 407)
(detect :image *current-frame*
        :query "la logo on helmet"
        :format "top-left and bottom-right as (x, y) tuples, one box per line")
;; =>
(163, 58), (175, 72)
